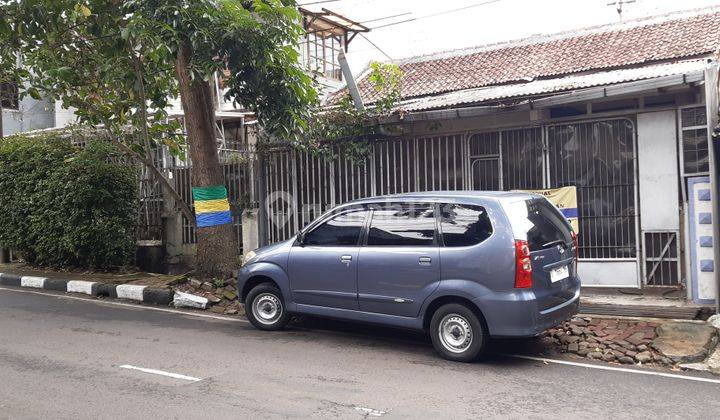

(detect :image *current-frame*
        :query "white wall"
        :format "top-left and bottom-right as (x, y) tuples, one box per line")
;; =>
(53, 102), (78, 128)
(2, 94), (55, 136)
(637, 111), (680, 230)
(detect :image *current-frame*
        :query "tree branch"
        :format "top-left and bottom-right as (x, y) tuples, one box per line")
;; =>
(114, 140), (197, 227)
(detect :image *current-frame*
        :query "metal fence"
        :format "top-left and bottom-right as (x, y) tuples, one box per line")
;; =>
(263, 118), (638, 262)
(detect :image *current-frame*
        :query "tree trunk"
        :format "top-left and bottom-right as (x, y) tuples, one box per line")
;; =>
(175, 43), (236, 279)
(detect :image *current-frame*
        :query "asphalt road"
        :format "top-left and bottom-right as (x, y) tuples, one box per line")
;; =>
(1, 287), (719, 419)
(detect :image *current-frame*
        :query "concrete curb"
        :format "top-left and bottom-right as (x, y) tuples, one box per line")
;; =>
(0, 272), (173, 306)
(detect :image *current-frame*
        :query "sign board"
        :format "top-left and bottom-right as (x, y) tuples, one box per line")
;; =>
(520, 186), (579, 232)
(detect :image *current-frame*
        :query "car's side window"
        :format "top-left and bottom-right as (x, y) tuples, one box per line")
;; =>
(440, 204), (493, 247)
(303, 210), (368, 246)
(367, 204), (436, 246)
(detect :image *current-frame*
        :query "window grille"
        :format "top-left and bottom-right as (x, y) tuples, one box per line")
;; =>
(643, 231), (680, 286)
(679, 106), (709, 175)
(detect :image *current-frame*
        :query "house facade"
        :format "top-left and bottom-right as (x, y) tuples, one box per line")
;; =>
(258, 8), (720, 303)
(0, 81), (55, 136)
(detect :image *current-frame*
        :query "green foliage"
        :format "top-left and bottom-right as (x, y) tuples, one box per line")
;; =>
(367, 62), (404, 114)
(282, 61), (404, 163)
(0, 132), (138, 269)
(0, 0), (316, 155)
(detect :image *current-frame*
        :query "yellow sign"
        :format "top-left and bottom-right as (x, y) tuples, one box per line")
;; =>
(521, 186), (579, 232)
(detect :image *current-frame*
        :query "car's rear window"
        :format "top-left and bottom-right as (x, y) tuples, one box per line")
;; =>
(502, 198), (573, 251)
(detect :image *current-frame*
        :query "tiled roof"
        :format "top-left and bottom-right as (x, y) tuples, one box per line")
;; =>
(397, 59), (708, 111)
(335, 8), (720, 106)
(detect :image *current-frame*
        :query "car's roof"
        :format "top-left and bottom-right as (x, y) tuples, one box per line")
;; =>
(345, 190), (539, 206)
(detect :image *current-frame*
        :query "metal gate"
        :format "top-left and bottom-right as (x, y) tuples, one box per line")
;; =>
(263, 118), (638, 265)
(264, 135), (466, 243)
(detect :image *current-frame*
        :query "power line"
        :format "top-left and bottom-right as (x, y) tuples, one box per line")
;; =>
(370, 0), (503, 30)
(298, 0), (340, 6)
(358, 33), (393, 60)
(360, 12), (413, 25)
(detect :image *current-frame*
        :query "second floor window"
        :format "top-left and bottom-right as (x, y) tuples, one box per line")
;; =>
(301, 32), (344, 82)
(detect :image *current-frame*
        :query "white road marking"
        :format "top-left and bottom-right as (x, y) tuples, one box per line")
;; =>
(66, 280), (96, 295)
(0, 286), (247, 323)
(354, 406), (386, 417)
(119, 364), (201, 382)
(508, 354), (720, 385)
(2, 286), (719, 385)
(20, 276), (46, 288)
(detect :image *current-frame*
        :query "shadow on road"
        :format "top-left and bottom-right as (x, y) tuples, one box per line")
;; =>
(288, 315), (559, 362)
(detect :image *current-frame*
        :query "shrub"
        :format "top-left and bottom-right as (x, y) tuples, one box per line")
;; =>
(0, 132), (138, 269)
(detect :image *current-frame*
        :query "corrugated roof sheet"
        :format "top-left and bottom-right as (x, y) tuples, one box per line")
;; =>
(397, 59), (709, 111)
(329, 7), (720, 107)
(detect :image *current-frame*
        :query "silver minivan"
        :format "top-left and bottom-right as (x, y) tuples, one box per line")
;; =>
(238, 191), (580, 361)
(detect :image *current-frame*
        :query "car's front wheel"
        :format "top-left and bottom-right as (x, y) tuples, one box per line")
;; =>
(429, 303), (486, 362)
(245, 283), (290, 331)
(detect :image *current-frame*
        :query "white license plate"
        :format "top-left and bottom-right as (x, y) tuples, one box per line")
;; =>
(550, 265), (569, 283)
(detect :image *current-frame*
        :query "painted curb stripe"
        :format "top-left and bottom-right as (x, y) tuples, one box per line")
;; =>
(173, 291), (209, 309)
(96, 283), (118, 298)
(192, 185), (227, 201)
(20, 276), (46, 289)
(0, 273), (22, 287)
(116, 284), (146, 301)
(67, 280), (97, 295)
(142, 288), (174, 305)
(195, 198), (230, 213)
(44, 278), (68, 292)
(196, 210), (232, 228)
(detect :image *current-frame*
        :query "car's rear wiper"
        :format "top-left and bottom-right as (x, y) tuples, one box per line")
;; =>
(541, 239), (565, 249)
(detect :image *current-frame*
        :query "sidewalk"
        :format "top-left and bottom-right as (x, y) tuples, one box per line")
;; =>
(580, 287), (713, 320)
(0, 262), (180, 288)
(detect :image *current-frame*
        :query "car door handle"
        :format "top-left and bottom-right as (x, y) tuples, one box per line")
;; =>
(340, 255), (352, 264)
(419, 256), (432, 265)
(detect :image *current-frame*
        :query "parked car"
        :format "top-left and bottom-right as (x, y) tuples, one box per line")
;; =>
(238, 191), (580, 362)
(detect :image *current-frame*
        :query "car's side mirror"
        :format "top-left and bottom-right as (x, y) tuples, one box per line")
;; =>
(297, 233), (305, 246)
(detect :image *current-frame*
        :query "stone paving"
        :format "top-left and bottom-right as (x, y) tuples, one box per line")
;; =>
(544, 317), (672, 365)
(175, 277), (244, 316)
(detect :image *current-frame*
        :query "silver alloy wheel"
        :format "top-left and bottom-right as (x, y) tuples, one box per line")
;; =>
(438, 313), (473, 354)
(252, 293), (283, 325)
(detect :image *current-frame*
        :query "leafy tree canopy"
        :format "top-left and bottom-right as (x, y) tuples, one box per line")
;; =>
(0, 0), (318, 152)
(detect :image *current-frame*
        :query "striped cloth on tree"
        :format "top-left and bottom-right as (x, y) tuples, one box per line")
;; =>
(192, 185), (232, 228)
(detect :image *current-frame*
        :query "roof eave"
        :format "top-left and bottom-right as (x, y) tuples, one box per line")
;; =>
(379, 69), (707, 124)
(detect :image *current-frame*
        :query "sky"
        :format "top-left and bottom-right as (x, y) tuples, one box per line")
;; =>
(301, 0), (720, 73)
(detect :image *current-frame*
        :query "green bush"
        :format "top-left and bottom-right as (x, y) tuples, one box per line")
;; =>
(0, 132), (138, 269)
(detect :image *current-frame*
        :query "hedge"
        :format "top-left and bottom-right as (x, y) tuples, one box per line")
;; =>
(0, 132), (138, 269)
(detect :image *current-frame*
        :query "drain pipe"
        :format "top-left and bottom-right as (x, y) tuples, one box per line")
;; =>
(338, 51), (365, 112)
(704, 64), (720, 314)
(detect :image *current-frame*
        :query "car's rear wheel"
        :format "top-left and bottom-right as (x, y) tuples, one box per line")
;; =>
(245, 283), (290, 331)
(429, 303), (486, 362)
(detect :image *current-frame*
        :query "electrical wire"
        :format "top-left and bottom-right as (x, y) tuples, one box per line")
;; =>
(358, 33), (393, 60)
(370, 0), (503, 30)
(298, 0), (340, 6)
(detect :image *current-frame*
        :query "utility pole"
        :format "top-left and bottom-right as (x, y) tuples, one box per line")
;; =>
(607, 0), (636, 22)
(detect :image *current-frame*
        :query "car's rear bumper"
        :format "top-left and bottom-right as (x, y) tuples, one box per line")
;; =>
(473, 276), (581, 338)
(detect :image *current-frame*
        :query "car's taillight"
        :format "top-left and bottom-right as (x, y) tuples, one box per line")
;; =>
(571, 231), (579, 265)
(514, 240), (533, 289)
